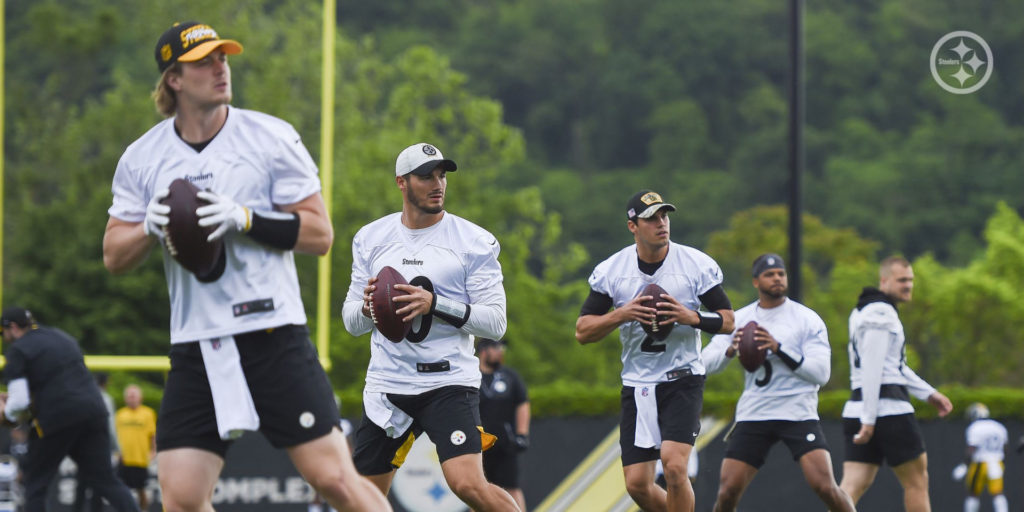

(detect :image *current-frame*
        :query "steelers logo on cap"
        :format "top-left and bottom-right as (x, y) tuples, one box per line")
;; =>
(299, 411), (315, 429)
(161, 44), (173, 62)
(422, 144), (438, 156)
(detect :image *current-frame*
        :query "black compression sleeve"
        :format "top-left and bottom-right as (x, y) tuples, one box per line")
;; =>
(698, 285), (732, 312)
(247, 211), (301, 250)
(579, 289), (614, 317)
(775, 343), (804, 370)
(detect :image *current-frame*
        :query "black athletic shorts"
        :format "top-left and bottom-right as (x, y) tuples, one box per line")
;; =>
(156, 325), (339, 457)
(842, 413), (925, 467)
(117, 464), (149, 489)
(724, 420), (830, 469)
(353, 385), (483, 476)
(619, 375), (704, 466)
(483, 448), (520, 489)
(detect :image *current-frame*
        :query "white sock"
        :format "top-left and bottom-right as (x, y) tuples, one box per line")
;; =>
(965, 496), (980, 512)
(993, 494), (1008, 512)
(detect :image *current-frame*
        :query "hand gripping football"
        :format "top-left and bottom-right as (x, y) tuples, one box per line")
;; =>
(161, 178), (224, 281)
(370, 266), (412, 342)
(640, 283), (674, 341)
(738, 320), (766, 372)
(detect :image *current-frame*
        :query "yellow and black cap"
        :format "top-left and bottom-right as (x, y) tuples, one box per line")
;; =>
(0, 307), (36, 333)
(626, 190), (676, 222)
(155, 21), (243, 73)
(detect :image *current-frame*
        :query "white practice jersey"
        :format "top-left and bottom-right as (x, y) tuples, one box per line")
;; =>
(966, 419), (1007, 464)
(841, 292), (936, 424)
(587, 242), (723, 387)
(704, 298), (830, 421)
(109, 106), (319, 343)
(342, 212), (506, 394)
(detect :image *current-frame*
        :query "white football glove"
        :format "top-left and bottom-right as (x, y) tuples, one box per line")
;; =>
(196, 191), (252, 242)
(143, 189), (171, 239)
(952, 463), (967, 481)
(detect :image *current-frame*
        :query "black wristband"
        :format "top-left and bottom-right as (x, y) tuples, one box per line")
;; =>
(775, 343), (804, 371)
(695, 311), (723, 332)
(247, 211), (301, 250)
(430, 293), (471, 328)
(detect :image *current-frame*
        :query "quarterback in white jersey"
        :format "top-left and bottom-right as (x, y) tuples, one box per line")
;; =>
(839, 256), (953, 512)
(954, 403), (1008, 512)
(576, 190), (734, 512)
(343, 142), (518, 512)
(102, 22), (389, 512)
(703, 254), (854, 512)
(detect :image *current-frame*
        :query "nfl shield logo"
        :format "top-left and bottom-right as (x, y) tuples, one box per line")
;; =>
(641, 387), (649, 397)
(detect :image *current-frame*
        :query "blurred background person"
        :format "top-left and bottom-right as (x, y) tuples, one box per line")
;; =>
(115, 385), (156, 510)
(952, 403), (1007, 512)
(74, 372), (120, 512)
(477, 338), (530, 511)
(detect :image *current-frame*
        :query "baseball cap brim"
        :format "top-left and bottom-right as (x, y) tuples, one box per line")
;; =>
(178, 39), (244, 63)
(409, 159), (458, 176)
(635, 203), (676, 219)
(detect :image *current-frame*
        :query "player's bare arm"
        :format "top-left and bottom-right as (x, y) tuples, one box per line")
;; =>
(853, 423), (875, 445)
(278, 192), (333, 255)
(928, 391), (953, 417)
(725, 329), (742, 358)
(655, 293), (735, 334)
(103, 217), (157, 274)
(575, 295), (656, 344)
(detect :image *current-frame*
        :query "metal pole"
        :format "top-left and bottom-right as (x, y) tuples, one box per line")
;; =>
(316, 0), (336, 369)
(787, 0), (804, 301)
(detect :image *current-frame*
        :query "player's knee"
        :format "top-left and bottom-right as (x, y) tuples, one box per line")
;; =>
(447, 478), (488, 504)
(160, 489), (211, 512)
(715, 480), (742, 506)
(624, 477), (654, 501)
(661, 460), (687, 486)
(307, 475), (359, 509)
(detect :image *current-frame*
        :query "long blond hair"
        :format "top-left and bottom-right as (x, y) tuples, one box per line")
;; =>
(151, 63), (182, 117)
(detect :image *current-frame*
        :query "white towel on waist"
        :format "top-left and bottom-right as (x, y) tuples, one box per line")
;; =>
(363, 390), (413, 439)
(634, 385), (661, 449)
(199, 337), (260, 440)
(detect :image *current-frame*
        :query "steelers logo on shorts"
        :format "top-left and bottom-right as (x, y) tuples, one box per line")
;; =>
(806, 433), (816, 442)
(299, 411), (316, 429)
(450, 430), (467, 445)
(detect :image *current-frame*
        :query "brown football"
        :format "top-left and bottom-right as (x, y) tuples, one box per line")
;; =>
(738, 320), (766, 372)
(640, 283), (674, 341)
(371, 266), (412, 342)
(161, 178), (224, 281)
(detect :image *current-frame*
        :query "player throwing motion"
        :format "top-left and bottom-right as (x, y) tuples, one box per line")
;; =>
(576, 190), (734, 512)
(702, 254), (855, 512)
(953, 403), (1008, 512)
(839, 256), (953, 512)
(343, 143), (520, 511)
(102, 22), (389, 512)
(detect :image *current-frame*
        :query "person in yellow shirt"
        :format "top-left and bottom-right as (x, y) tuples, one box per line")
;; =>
(115, 385), (156, 509)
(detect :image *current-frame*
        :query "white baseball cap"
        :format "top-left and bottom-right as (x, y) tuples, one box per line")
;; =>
(395, 143), (458, 177)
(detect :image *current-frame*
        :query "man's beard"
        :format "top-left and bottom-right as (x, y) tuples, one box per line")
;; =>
(762, 286), (787, 299)
(484, 358), (502, 370)
(406, 188), (443, 214)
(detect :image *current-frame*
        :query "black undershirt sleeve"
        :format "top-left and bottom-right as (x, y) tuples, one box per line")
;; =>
(579, 289), (614, 317)
(698, 284), (732, 312)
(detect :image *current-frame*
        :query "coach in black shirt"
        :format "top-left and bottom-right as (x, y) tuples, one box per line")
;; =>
(477, 338), (530, 511)
(0, 307), (138, 511)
